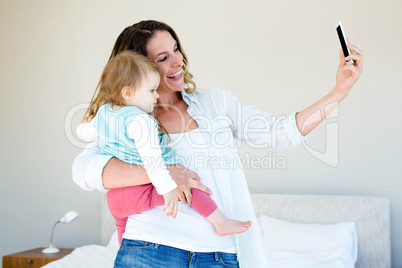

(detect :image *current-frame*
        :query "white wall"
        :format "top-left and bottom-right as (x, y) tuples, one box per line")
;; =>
(1, 0), (401, 266)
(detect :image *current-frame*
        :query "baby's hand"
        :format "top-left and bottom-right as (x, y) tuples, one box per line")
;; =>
(163, 190), (178, 218)
(80, 115), (93, 124)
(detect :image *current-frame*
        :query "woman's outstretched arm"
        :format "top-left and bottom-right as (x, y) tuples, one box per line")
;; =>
(296, 44), (363, 136)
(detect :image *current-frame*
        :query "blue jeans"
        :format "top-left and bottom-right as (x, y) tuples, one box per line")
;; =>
(114, 239), (239, 268)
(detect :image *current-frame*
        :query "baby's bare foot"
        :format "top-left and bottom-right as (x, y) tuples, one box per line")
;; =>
(215, 219), (252, 236)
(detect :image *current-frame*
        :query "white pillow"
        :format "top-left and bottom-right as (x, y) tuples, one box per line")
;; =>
(266, 246), (347, 268)
(106, 231), (119, 251)
(259, 215), (357, 266)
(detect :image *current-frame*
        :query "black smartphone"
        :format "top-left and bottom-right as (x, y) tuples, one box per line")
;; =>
(336, 21), (354, 65)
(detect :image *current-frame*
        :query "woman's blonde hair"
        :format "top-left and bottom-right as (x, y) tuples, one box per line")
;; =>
(84, 51), (161, 119)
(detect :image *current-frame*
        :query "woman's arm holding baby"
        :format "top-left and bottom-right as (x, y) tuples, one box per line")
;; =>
(102, 159), (211, 206)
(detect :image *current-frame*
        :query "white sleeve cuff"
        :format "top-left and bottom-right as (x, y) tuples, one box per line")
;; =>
(72, 142), (112, 192)
(282, 111), (307, 147)
(86, 154), (113, 192)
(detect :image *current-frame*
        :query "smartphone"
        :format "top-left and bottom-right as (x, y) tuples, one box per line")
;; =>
(336, 21), (354, 65)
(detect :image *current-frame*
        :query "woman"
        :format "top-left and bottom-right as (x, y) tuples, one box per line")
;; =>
(73, 20), (363, 267)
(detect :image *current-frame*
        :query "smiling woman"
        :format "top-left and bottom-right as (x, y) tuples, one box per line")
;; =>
(147, 31), (185, 93)
(109, 21), (196, 94)
(72, 19), (363, 267)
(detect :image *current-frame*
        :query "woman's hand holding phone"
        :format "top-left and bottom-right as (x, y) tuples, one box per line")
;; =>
(334, 22), (363, 99)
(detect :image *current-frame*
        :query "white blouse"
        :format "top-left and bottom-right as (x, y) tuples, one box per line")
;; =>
(72, 88), (305, 267)
(123, 127), (237, 253)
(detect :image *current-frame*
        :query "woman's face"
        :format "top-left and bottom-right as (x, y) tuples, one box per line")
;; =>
(146, 31), (184, 95)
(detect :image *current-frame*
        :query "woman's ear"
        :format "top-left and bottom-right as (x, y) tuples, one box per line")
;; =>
(121, 86), (133, 100)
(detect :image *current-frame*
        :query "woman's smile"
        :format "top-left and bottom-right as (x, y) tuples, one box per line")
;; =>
(167, 70), (183, 80)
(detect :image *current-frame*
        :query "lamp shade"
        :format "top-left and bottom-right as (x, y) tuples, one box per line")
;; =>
(60, 210), (79, 224)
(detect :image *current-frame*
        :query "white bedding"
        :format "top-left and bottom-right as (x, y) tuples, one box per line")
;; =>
(42, 245), (117, 268)
(44, 194), (390, 268)
(44, 217), (357, 268)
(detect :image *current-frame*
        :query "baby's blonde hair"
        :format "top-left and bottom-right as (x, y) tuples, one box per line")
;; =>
(84, 51), (161, 119)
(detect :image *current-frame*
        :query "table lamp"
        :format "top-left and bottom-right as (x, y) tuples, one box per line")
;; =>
(42, 210), (79, 254)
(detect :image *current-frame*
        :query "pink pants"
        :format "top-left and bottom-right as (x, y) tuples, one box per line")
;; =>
(107, 183), (218, 245)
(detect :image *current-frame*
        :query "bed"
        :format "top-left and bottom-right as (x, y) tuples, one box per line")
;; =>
(43, 194), (391, 268)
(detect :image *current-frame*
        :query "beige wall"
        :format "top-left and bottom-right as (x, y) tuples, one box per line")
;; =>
(1, 0), (401, 266)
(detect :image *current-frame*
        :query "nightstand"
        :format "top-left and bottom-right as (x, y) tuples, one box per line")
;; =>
(3, 248), (74, 268)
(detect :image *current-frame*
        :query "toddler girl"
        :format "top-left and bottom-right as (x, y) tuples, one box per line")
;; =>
(77, 51), (251, 245)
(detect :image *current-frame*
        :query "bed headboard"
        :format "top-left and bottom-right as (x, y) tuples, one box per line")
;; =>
(101, 194), (390, 268)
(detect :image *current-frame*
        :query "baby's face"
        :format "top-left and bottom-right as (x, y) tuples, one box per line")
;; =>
(126, 73), (160, 113)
